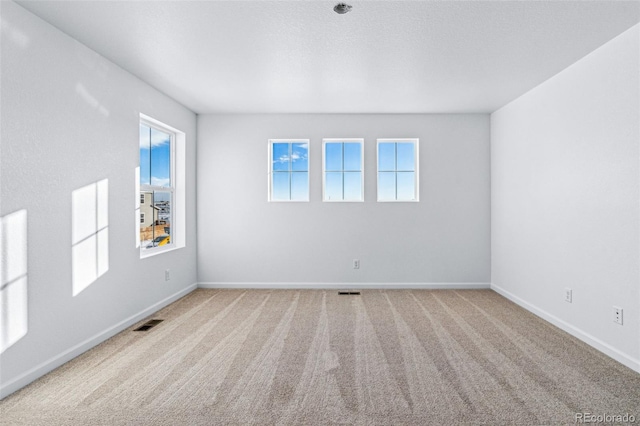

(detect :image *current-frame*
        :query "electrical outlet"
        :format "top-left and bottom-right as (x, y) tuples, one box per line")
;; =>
(165, 269), (170, 281)
(613, 306), (623, 325)
(353, 259), (360, 270)
(565, 288), (572, 303)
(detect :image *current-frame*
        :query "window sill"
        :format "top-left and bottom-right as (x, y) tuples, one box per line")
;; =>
(140, 244), (183, 259)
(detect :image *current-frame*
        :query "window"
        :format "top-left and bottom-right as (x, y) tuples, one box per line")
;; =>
(268, 140), (309, 201)
(323, 139), (363, 201)
(377, 139), (419, 202)
(139, 119), (174, 253)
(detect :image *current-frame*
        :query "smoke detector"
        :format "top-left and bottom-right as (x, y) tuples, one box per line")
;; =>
(334, 3), (352, 14)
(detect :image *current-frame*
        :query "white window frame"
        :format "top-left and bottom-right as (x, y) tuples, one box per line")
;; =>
(268, 139), (310, 202)
(139, 116), (177, 257)
(140, 193), (145, 204)
(322, 138), (364, 202)
(376, 138), (419, 202)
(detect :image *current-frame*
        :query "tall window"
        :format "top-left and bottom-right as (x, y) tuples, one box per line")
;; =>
(268, 140), (309, 201)
(140, 120), (174, 253)
(323, 139), (363, 202)
(377, 139), (419, 202)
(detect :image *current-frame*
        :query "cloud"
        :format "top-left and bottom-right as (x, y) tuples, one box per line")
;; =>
(273, 146), (308, 164)
(140, 126), (171, 149)
(150, 176), (170, 187)
(273, 153), (308, 164)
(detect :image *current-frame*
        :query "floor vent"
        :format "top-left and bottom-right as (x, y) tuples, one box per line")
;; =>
(338, 291), (361, 295)
(134, 319), (164, 331)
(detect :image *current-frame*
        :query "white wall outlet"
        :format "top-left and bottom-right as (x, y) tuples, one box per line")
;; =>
(353, 259), (360, 269)
(165, 269), (170, 281)
(613, 306), (623, 325)
(564, 288), (572, 303)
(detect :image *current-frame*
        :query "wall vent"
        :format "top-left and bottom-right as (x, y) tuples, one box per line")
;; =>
(134, 319), (164, 331)
(338, 291), (361, 295)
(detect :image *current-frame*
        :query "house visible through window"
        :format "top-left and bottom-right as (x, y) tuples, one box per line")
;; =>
(377, 139), (419, 202)
(140, 120), (174, 252)
(323, 139), (363, 201)
(268, 140), (309, 201)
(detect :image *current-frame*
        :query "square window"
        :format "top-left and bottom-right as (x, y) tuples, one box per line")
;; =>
(377, 139), (419, 202)
(322, 139), (364, 202)
(268, 140), (309, 201)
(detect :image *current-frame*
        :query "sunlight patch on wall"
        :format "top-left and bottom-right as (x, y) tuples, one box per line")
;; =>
(0, 17), (30, 49)
(75, 82), (110, 117)
(72, 179), (109, 296)
(1, 209), (28, 353)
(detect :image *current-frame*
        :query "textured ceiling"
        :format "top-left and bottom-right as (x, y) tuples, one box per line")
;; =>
(15, 1), (640, 114)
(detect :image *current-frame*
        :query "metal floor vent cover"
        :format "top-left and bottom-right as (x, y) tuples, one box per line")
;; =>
(338, 291), (361, 295)
(134, 319), (164, 331)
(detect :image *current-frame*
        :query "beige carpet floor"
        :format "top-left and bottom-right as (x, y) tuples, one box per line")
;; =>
(1, 289), (639, 425)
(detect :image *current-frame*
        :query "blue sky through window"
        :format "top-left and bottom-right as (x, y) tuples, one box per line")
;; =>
(378, 141), (417, 201)
(271, 141), (309, 201)
(324, 141), (362, 201)
(140, 124), (171, 187)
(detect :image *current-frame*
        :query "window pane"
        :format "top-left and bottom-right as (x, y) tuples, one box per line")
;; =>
(139, 124), (151, 185)
(344, 172), (362, 200)
(150, 128), (171, 187)
(291, 172), (308, 201)
(325, 143), (342, 171)
(291, 143), (308, 172)
(272, 172), (290, 200)
(344, 143), (361, 171)
(378, 143), (395, 171)
(272, 143), (290, 172)
(378, 172), (396, 201)
(140, 191), (173, 251)
(396, 143), (415, 171)
(140, 191), (154, 250)
(397, 172), (416, 200)
(153, 191), (172, 234)
(325, 172), (343, 201)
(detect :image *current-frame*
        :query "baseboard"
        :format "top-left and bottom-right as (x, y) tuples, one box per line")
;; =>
(198, 282), (491, 290)
(491, 283), (640, 374)
(0, 283), (198, 399)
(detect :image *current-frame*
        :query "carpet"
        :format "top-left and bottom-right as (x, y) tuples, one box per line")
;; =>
(1, 289), (639, 425)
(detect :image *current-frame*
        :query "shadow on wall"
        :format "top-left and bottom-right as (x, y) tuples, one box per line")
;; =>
(1, 210), (29, 354)
(71, 179), (109, 297)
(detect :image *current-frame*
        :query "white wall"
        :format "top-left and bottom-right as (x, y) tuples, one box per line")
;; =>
(197, 114), (490, 286)
(0, 2), (198, 397)
(491, 24), (640, 372)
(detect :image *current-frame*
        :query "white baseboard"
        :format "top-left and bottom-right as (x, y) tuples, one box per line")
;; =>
(491, 283), (640, 374)
(0, 283), (198, 399)
(198, 282), (491, 290)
